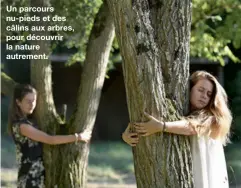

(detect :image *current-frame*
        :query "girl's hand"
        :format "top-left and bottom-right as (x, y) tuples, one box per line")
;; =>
(79, 130), (92, 143)
(122, 123), (139, 147)
(134, 112), (163, 136)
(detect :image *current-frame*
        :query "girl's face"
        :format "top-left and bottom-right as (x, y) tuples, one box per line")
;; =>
(16, 93), (37, 116)
(190, 78), (214, 110)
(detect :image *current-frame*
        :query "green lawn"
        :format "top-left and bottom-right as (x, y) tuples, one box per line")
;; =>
(1, 137), (136, 187)
(1, 136), (241, 187)
(88, 142), (135, 184)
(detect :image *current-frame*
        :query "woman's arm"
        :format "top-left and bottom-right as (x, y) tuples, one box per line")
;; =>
(164, 120), (196, 135)
(20, 124), (91, 145)
(134, 113), (196, 136)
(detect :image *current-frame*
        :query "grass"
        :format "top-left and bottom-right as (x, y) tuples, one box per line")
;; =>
(1, 136), (17, 168)
(225, 142), (241, 186)
(1, 137), (136, 187)
(88, 141), (135, 184)
(1, 135), (241, 187)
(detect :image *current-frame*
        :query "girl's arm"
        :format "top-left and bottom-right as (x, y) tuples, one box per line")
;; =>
(134, 113), (196, 136)
(163, 120), (196, 135)
(20, 124), (91, 144)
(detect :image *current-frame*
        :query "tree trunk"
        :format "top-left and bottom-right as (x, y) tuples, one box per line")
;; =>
(107, 0), (193, 187)
(53, 1), (115, 187)
(29, 0), (60, 186)
(28, 0), (114, 187)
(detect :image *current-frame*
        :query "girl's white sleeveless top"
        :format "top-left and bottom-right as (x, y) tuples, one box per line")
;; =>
(191, 136), (229, 188)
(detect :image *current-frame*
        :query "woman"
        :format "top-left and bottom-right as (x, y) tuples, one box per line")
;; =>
(122, 70), (232, 188)
(8, 84), (91, 188)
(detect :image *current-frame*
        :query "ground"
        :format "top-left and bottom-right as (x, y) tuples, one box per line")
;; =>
(1, 138), (240, 188)
(1, 138), (136, 188)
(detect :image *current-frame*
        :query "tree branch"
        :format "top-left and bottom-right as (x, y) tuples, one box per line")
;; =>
(71, 0), (115, 133)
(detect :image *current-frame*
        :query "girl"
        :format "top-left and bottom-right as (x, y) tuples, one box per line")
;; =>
(122, 70), (232, 188)
(8, 84), (91, 188)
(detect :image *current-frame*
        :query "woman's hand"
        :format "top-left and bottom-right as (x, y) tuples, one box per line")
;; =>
(134, 112), (163, 136)
(134, 113), (197, 136)
(122, 124), (139, 147)
(79, 130), (92, 143)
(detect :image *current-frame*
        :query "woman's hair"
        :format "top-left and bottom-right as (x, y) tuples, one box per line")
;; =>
(8, 84), (37, 135)
(187, 71), (232, 145)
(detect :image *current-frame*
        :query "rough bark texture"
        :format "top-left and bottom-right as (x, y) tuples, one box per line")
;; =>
(53, 1), (115, 187)
(107, 0), (193, 188)
(28, 0), (114, 187)
(29, 0), (61, 187)
(1, 72), (17, 96)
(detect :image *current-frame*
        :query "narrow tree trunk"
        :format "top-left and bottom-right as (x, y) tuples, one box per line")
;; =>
(29, 0), (61, 187)
(107, 0), (193, 187)
(29, 0), (58, 126)
(55, 1), (115, 187)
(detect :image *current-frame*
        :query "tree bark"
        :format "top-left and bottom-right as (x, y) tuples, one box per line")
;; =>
(1, 72), (17, 96)
(107, 0), (193, 187)
(29, 0), (62, 187)
(53, 1), (115, 187)
(28, 0), (114, 187)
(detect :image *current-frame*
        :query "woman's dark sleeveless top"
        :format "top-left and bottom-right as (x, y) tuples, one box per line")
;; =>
(12, 118), (45, 188)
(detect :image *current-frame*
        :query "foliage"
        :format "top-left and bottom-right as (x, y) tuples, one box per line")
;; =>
(2, 0), (241, 67)
(191, 0), (241, 65)
(1, 0), (102, 64)
(50, 0), (102, 64)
